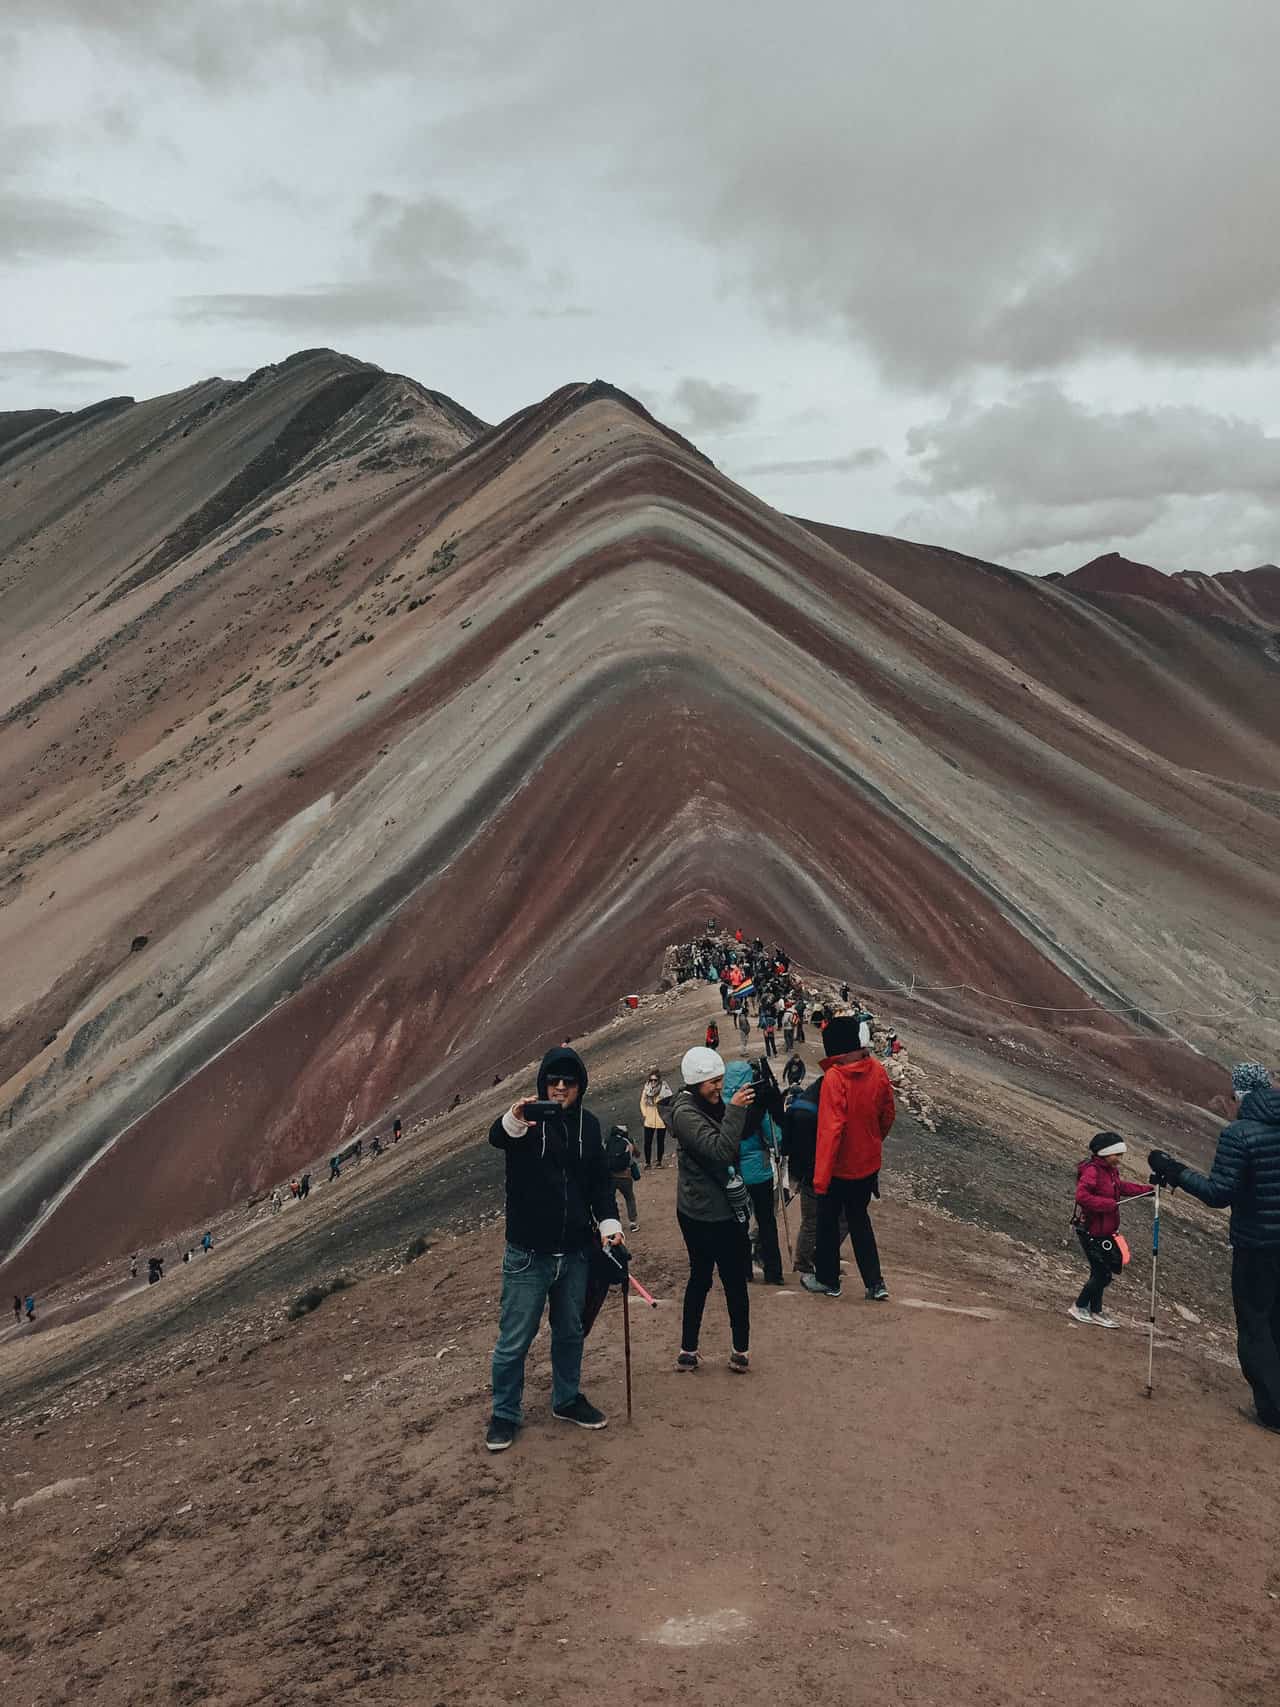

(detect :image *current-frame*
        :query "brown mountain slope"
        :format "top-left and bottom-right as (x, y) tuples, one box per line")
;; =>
(803, 522), (1280, 787)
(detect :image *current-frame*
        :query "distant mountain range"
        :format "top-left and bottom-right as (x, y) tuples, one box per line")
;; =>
(2, 351), (1276, 1289)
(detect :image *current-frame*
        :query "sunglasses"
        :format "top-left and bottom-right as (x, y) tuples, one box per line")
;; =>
(544, 1076), (577, 1088)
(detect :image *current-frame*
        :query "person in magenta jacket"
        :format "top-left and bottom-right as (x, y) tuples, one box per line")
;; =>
(1068, 1132), (1152, 1328)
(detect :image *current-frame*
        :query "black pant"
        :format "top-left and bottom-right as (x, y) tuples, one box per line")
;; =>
(678, 1212), (751, 1352)
(747, 1179), (783, 1284)
(815, 1175), (883, 1291)
(643, 1127), (665, 1166)
(1075, 1232), (1114, 1313)
(1232, 1246), (1280, 1426)
(764, 1032), (778, 1056)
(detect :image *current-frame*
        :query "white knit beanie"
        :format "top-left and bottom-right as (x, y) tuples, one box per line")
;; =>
(681, 1046), (725, 1085)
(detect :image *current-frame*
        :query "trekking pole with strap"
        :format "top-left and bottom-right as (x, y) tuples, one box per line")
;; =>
(1145, 1183), (1161, 1399)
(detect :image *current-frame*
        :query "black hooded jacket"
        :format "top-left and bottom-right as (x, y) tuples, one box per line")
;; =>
(488, 1047), (617, 1253)
(1180, 1087), (1280, 1249)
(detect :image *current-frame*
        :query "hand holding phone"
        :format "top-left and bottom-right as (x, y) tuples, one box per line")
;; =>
(521, 1100), (562, 1121)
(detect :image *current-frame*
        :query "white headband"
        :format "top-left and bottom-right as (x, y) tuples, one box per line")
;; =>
(1095, 1140), (1126, 1157)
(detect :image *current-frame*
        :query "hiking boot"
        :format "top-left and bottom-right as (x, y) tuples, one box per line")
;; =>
(728, 1350), (750, 1374)
(1089, 1311), (1118, 1329)
(553, 1394), (608, 1429)
(485, 1416), (519, 1452)
(676, 1351), (700, 1372)
(1066, 1304), (1093, 1325)
(802, 1273), (842, 1298)
(865, 1282), (889, 1302)
(629, 1221), (639, 1232)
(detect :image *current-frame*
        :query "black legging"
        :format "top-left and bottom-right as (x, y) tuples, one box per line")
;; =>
(1075, 1233), (1114, 1313)
(644, 1126), (666, 1166)
(678, 1212), (751, 1352)
(747, 1179), (783, 1283)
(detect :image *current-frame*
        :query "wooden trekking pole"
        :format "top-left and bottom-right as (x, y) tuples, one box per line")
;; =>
(622, 1283), (633, 1421)
(1145, 1183), (1161, 1398)
(776, 1168), (793, 1264)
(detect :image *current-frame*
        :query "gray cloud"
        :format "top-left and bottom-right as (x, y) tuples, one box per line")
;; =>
(904, 385), (1280, 506)
(739, 448), (885, 478)
(0, 348), (128, 379)
(356, 192), (523, 273)
(4, 0), (470, 85)
(179, 275), (479, 332)
(670, 377), (759, 435)
(179, 189), (523, 331)
(0, 188), (207, 264)
(896, 384), (1280, 570)
(14, 4), (1280, 385)
(412, 3), (1280, 386)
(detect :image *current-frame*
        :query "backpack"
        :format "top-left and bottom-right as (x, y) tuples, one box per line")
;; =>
(781, 1077), (822, 1184)
(606, 1129), (632, 1174)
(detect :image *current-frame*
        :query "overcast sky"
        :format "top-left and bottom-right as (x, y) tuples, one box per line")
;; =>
(3, 1), (1278, 574)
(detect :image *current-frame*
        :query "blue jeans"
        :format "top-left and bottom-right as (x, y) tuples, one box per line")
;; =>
(490, 1244), (590, 1423)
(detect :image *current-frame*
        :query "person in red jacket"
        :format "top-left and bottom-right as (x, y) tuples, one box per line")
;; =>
(1069, 1133), (1152, 1328)
(802, 1015), (895, 1300)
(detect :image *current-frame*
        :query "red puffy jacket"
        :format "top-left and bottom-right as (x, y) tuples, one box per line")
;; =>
(814, 1055), (895, 1193)
(1074, 1157), (1151, 1237)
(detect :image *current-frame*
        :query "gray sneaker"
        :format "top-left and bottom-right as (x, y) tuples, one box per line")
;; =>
(801, 1273), (842, 1298)
(865, 1282), (889, 1302)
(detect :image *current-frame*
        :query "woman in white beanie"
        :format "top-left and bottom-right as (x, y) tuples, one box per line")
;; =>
(660, 1046), (756, 1372)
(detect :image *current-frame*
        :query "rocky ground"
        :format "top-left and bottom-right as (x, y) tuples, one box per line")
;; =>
(1, 984), (1274, 1706)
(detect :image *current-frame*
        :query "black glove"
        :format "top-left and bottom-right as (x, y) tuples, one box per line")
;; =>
(1148, 1150), (1186, 1189)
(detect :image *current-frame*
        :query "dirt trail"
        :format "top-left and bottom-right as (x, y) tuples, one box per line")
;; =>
(0, 991), (1276, 1705)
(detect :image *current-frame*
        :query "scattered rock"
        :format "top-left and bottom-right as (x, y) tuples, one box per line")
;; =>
(10, 1477), (92, 1514)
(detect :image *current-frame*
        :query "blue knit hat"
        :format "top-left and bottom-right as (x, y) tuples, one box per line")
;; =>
(1231, 1062), (1271, 1099)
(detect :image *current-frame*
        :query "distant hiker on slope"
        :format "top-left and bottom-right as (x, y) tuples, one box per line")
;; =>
(12, 1294), (21, 1324)
(24, 1293), (35, 1323)
(724, 1060), (784, 1286)
(803, 1015), (894, 1301)
(1149, 1063), (1280, 1434)
(661, 1047), (754, 1373)
(783, 1052), (807, 1089)
(1068, 1134), (1152, 1328)
(640, 1066), (672, 1168)
(737, 1006), (751, 1045)
(782, 1002), (796, 1053)
(608, 1124), (641, 1231)
(485, 1046), (623, 1453)
(706, 1019), (720, 1051)
(760, 1006), (779, 1058)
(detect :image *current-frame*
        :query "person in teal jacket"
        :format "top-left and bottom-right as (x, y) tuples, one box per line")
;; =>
(724, 1060), (783, 1284)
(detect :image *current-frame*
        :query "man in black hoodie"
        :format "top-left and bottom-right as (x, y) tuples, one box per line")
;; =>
(1150, 1063), (1280, 1434)
(485, 1046), (623, 1453)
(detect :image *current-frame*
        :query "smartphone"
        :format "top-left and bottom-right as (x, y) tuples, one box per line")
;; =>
(522, 1100), (562, 1120)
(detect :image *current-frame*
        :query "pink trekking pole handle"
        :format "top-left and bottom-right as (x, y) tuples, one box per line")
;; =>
(629, 1274), (658, 1308)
